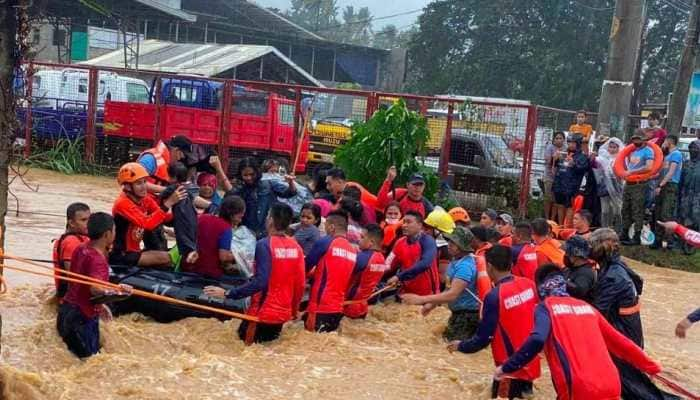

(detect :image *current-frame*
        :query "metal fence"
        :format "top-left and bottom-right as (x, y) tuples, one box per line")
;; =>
(16, 61), (539, 217)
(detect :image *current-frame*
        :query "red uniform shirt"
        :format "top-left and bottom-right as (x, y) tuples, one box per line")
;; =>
(498, 234), (513, 247)
(62, 244), (109, 319)
(512, 243), (539, 282)
(307, 236), (357, 314)
(492, 277), (541, 381)
(248, 236), (306, 324)
(112, 193), (171, 254)
(344, 250), (387, 318)
(387, 234), (440, 296)
(542, 296), (661, 399)
(52, 233), (89, 295)
(376, 180), (434, 218)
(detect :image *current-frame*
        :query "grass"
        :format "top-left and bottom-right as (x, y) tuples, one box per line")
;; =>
(620, 245), (700, 273)
(26, 138), (106, 175)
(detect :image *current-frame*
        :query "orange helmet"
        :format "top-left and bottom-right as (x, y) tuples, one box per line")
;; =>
(448, 207), (471, 224)
(117, 162), (149, 184)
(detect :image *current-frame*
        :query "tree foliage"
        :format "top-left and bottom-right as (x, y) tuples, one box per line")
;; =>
(406, 0), (686, 110)
(334, 99), (438, 198)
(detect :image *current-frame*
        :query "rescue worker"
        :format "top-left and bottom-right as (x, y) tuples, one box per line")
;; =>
(447, 245), (540, 400)
(562, 235), (596, 303)
(204, 203), (306, 344)
(480, 208), (498, 229)
(109, 163), (185, 267)
(377, 166), (434, 218)
(470, 226), (494, 257)
(137, 135), (192, 191)
(657, 220), (700, 247)
(386, 211), (440, 296)
(423, 206), (456, 276)
(304, 210), (357, 332)
(531, 218), (565, 268)
(52, 203), (91, 300)
(651, 135), (682, 249)
(402, 227), (490, 340)
(495, 213), (514, 246)
(495, 264), (663, 400)
(448, 207), (471, 228)
(589, 228), (678, 399)
(343, 224), (387, 319)
(510, 222), (538, 282)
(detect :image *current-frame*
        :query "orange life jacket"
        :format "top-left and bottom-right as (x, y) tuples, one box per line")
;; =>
(139, 141), (171, 185)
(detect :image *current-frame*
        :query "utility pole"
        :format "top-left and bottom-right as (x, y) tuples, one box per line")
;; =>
(597, 0), (647, 140)
(667, 0), (700, 136)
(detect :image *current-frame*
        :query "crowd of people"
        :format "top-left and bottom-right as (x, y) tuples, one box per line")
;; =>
(544, 111), (700, 250)
(50, 134), (700, 400)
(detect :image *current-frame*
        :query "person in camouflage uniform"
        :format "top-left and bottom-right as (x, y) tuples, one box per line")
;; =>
(651, 136), (683, 249)
(621, 131), (657, 245)
(679, 140), (700, 231)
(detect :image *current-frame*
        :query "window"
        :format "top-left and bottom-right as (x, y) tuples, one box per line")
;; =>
(99, 80), (106, 96)
(127, 83), (149, 103)
(52, 29), (66, 46)
(32, 76), (41, 92)
(78, 78), (88, 94)
(32, 28), (41, 45)
(233, 94), (269, 116)
(169, 86), (197, 103)
(278, 103), (294, 126)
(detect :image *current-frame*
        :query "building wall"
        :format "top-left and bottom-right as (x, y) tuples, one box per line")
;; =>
(30, 22), (70, 63)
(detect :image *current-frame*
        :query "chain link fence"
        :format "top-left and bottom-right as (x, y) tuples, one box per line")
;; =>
(16, 62), (541, 216)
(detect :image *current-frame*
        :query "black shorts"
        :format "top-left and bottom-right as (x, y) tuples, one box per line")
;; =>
(109, 251), (142, 266)
(553, 192), (574, 208)
(303, 312), (344, 333)
(491, 378), (533, 399)
(237, 320), (284, 344)
(56, 303), (100, 358)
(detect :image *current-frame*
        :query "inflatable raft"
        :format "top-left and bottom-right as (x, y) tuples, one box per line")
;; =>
(109, 265), (249, 323)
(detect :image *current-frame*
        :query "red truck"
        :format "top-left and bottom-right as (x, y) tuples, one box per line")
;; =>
(103, 78), (309, 173)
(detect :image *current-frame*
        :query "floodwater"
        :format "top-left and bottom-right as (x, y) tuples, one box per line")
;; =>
(1, 169), (698, 399)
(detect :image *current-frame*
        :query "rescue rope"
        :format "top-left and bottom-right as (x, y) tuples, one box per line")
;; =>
(343, 282), (398, 306)
(1, 254), (259, 323)
(653, 373), (700, 400)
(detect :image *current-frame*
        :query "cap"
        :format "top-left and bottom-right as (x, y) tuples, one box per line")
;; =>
(483, 208), (499, 221)
(563, 235), (591, 258)
(497, 213), (514, 226)
(595, 134), (609, 143)
(168, 135), (192, 153)
(408, 173), (426, 185)
(630, 131), (644, 140)
(443, 226), (474, 252)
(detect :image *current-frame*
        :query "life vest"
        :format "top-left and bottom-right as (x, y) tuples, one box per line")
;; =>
(52, 232), (89, 298)
(181, 214), (231, 279)
(492, 277), (541, 381)
(247, 236), (306, 324)
(381, 221), (402, 251)
(498, 234), (513, 247)
(306, 236), (357, 316)
(542, 296), (622, 400)
(512, 243), (538, 282)
(344, 250), (387, 318)
(474, 255), (492, 302)
(535, 238), (565, 268)
(475, 242), (493, 257)
(112, 193), (170, 254)
(139, 141), (171, 185)
(389, 235), (440, 296)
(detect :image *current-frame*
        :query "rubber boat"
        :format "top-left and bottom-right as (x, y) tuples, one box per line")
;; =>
(108, 265), (249, 323)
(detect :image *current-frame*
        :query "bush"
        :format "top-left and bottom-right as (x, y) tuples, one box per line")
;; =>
(334, 99), (439, 199)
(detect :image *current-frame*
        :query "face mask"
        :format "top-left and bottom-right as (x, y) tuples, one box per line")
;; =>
(385, 218), (400, 225)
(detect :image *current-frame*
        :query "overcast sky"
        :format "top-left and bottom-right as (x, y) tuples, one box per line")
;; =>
(252, 0), (430, 30)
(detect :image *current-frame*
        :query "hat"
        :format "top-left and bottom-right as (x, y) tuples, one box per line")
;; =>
(424, 207), (456, 235)
(630, 131), (644, 140)
(443, 226), (474, 252)
(497, 213), (514, 226)
(407, 173), (426, 185)
(483, 208), (498, 221)
(595, 134), (609, 143)
(563, 235), (591, 258)
(168, 135), (192, 154)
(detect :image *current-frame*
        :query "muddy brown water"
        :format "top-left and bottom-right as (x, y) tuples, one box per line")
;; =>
(0, 169), (698, 399)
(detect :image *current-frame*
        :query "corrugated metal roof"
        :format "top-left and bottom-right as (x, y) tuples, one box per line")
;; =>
(135, 0), (197, 22)
(81, 40), (323, 87)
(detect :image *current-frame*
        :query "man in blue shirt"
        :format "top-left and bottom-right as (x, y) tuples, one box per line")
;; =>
(651, 135), (683, 249)
(400, 226), (481, 341)
(621, 130), (656, 245)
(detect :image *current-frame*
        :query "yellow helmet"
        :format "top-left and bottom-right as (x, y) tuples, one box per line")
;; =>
(424, 207), (456, 234)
